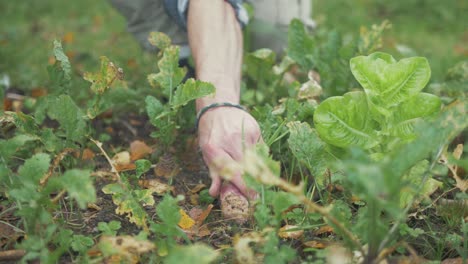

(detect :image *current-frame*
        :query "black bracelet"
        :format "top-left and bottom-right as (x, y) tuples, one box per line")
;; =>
(195, 102), (247, 130)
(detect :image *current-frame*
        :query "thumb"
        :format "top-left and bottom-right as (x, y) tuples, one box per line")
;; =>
(208, 170), (222, 198)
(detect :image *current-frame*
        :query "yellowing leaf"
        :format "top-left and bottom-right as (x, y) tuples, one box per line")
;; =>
(95, 235), (155, 264)
(148, 32), (171, 50)
(138, 179), (174, 196)
(178, 209), (195, 230)
(84, 56), (124, 94)
(112, 151), (130, 166)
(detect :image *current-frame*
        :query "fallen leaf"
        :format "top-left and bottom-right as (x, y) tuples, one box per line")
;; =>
(189, 194), (199, 205)
(112, 151), (130, 166)
(73, 148), (95, 160)
(189, 207), (204, 220)
(62, 32), (74, 44)
(178, 209), (196, 230)
(130, 140), (152, 161)
(93, 235), (155, 264)
(138, 179), (174, 196)
(194, 204), (213, 226)
(234, 231), (266, 264)
(442, 258), (464, 264)
(31, 88), (47, 98)
(303, 240), (329, 249)
(189, 183), (206, 194)
(313, 225), (334, 236)
(112, 151), (136, 171)
(154, 154), (180, 178)
(278, 225), (304, 239)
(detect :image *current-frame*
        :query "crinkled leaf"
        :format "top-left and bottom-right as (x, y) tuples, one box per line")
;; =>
(98, 221), (121, 236)
(83, 56), (123, 94)
(165, 244), (219, 264)
(245, 49), (276, 80)
(47, 94), (87, 143)
(172, 79), (215, 108)
(287, 19), (314, 69)
(71, 235), (94, 252)
(40, 128), (63, 152)
(0, 134), (38, 161)
(148, 46), (186, 95)
(265, 190), (300, 216)
(53, 40), (71, 82)
(18, 153), (51, 183)
(390, 93), (441, 140)
(102, 183), (152, 228)
(60, 169), (96, 209)
(145, 95), (166, 124)
(156, 194), (181, 225)
(350, 52), (431, 112)
(387, 100), (468, 178)
(148, 32), (171, 50)
(135, 159), (152, 178)
(287, 122), (334, 185)
(133, 189), (155, 206)
(314, 91), (379, 149)
(400, 160), (442, 207)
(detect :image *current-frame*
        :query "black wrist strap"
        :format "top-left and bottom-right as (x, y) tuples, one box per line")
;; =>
(195, 102), (246, 130)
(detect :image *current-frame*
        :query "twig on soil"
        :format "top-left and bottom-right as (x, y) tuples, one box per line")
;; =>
(0, 249), (26, 261)
(51, 190), (67, 204)
(90, 138), (121, 182)
(120, 119), (137, 137)
(39, 148), (74, 186)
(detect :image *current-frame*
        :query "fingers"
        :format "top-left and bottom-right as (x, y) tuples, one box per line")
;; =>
(208, 170), (222, 197)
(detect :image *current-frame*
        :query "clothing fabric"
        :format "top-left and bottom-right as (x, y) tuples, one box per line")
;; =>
(109, 0), (314, 58)
(163, 0), (249, 29)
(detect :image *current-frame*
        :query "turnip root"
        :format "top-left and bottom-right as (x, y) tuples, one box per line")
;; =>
(219, 183), (250, 223)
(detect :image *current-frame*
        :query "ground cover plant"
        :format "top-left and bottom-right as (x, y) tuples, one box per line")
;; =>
(1, 1), (467, 263)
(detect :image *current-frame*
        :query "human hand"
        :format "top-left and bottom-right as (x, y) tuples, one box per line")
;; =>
(198, 106), (262, 200)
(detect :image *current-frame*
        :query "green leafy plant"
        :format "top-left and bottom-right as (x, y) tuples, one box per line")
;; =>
(145, 32), (215, 148)
(314, 52), (441, 153)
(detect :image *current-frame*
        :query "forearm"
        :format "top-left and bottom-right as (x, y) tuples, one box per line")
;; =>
(187, 0), (243, 112)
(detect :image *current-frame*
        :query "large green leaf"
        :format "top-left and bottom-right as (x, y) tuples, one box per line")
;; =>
(0, 134), (39, 161)
(47, 94), (87, 143)
(60, 169), (96, 209)
(350, 52), (431, 112)
(53, 40), (71, 82)
(148, 46), (186, 95)
(172, 79), (215, 108)
(18, 153), (50, 182)
(389, 93), (442, 140)
(145, 95), (166, 125)
(287, 122), (334, 185)
(314, 91), (379, 149)
(287, 19), (315, 69)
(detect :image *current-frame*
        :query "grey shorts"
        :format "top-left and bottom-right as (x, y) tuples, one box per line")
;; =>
(109, 0), (314, 58)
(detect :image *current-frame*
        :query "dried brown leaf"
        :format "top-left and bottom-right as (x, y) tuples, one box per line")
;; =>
(313, 225), (334, 236)
(129, 140), (152, 161)
(278, 225), (304, 239)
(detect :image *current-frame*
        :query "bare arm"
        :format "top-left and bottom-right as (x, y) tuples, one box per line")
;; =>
(188, 0), (242, 110)
(187, 0), (261, 202)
